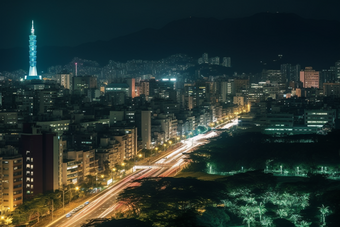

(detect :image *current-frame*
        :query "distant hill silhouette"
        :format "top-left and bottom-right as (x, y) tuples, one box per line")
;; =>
(1, 12), (340, 73)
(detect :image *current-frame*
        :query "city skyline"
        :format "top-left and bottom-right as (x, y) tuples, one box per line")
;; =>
(1, 2), (340, 226)
(1, 13), (340, 73)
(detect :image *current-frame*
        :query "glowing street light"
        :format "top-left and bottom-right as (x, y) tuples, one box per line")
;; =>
(111, 168), (116, 182)
(138, 154), (142, 158)
(121, 162), (125, 167)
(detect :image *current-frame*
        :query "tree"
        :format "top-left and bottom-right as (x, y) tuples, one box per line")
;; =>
(295, 220), (311, 227)
(1, 216), (13, 226)
(32, 197), (49, 223)
(243, 214), (255, 227)
(256, 202), (267, 221)
(276, 209), (288, 218)
(318, 204), (330, 225)
(260, 216), (273, 227)
(118, 177), (224, 225)
(289, 214), (302, 225)
(300, 200), (309, 209)
(197, 207), (230, 227)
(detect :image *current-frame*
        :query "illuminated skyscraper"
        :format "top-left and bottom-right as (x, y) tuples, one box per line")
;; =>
(25, 21), (41, 80)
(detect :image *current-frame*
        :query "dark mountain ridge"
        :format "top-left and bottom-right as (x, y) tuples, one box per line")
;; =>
(1, 12), (340, 73)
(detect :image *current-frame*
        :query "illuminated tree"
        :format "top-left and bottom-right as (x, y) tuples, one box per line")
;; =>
(318, 204), (330, 225)
(4, 217), (12, 225)
(260, 216), (273, 227)
(247, 197), (257, 205)
(295, 220), (311, 227)
(256, 202), (266, 221)
(289, 214), (302, 225)
(276, 209), (288, 218)
(243, 214), (255, 227)
(221, 199), (233, 210)
(300, 200), (309, 209)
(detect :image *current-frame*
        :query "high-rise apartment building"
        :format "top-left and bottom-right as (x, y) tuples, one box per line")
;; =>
(126, 78), (136, 98)
(209, 57), (220, 65)
(222, 57), (231, 67)
(20, 126), (60, 200)
(56, 72), (72, 90)
(202, 53), (209, 63)
(262, 70), (285, 83)
(219, 81), (228, 102)
(335, 60), (340, 81)
(141, 111), (151, 149)
(0, 146), (23, 211)
(300, 67), (319, 88)
(140, 81), (150, 99)
(72, 76), (97, 95)
(323, 83), (340, 97)
(281, 64), (301, 83)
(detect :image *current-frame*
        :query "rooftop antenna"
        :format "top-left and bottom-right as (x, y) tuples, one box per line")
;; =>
(31, 20), (35, 35)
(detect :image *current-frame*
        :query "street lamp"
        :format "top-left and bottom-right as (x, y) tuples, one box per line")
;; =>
(155, 147), (159, 153)
(138, 154), (142, 158)
(163, 143), (167, 151)
(62, 186), (79, 213)
(111, 168), (116, 182)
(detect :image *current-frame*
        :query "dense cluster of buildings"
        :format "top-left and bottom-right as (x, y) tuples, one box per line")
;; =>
(1, 21), (340, 213)
(0, 22), (246, 212)
(198, 53), (231, 67)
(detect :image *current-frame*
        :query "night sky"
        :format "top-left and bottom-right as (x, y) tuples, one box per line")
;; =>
(1, 0), (340, 49)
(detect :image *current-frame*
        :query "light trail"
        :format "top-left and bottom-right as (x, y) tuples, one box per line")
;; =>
(49, 119), (238, 226)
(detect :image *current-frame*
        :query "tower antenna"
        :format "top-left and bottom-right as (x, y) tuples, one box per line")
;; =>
(31, 20), (35, 35)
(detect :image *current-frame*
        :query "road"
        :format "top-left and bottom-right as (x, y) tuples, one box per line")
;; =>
(47, 119), (238, 227)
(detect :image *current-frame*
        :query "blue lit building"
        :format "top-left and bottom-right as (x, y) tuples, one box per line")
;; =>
(25, 21), (41, 80)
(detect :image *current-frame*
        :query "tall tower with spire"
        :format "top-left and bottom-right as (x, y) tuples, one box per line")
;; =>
(25, 20), (41, 80)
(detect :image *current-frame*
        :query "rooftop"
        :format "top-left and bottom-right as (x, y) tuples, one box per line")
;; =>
(106, 83), (129, 88)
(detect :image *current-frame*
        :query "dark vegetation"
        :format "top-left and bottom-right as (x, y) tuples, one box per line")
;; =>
(98, 131), (340, 227)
